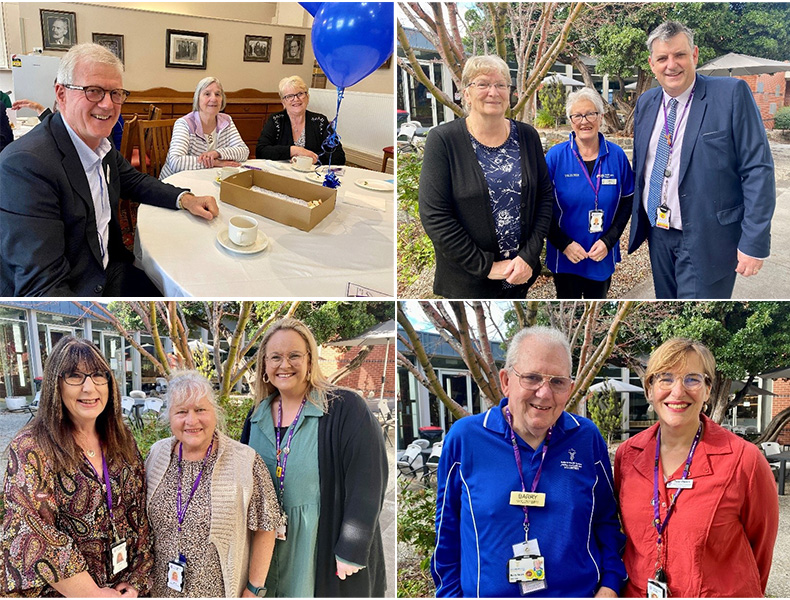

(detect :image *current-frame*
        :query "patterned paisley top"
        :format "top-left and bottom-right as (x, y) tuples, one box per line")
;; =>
(1, 428), (153, 597)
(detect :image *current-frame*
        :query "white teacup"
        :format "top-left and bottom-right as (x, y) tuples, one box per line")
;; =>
(291, 155), (313, 171)
(220, 166), (240, 180)
(228, 215), (258, 247)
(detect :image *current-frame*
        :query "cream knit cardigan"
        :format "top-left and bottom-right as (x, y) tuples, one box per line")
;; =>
(146, 431), (257, 597)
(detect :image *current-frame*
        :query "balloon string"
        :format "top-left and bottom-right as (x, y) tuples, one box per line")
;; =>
(320, 87), (344, 188)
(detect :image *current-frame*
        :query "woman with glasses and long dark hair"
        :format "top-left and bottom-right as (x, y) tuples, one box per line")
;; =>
(419, 54), (554, 298)
(1, 336), (153, 597)
(615, 338), (779, 597)
(544, 87), (634, 299)
(255, 76), (345, 166)
(240, 317), (386, 597)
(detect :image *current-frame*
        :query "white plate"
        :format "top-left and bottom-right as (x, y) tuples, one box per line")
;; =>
(291, 164), (315, 172)
(217, 228), (269, 255)
(305, 172), (325, 183)
(354, 178), (394, 192)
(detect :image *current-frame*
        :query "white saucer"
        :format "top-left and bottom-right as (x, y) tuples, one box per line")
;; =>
(305, 172), (325, 183)
(291, 164), (316, 172)
(217, 228), (269, 254)
(354, 178), (394, 192)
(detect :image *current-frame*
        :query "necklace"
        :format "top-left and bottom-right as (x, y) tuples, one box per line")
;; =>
(86, 449), (96, 458)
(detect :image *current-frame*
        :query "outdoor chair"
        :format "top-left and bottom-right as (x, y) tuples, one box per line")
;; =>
(412, 438), (430, 451)
(421, 440), (443, 487)
(4, 396), (37, 423)
(397, 443), (424, 489)
(376, 399), (394, 446)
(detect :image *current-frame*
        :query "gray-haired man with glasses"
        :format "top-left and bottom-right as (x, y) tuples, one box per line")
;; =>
(0, 43), (220, 297)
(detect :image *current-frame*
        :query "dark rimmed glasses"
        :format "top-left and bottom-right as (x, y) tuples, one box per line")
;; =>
(569, 111), (600, 124)
(61, 370), (111, 386)
(282, 91), (307, 103)
(511, 368), (573, 393)
(62, 84), (130, 105)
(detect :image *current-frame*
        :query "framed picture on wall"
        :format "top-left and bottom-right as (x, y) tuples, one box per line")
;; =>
(92, 33), (124, 64)
(282, 34), (305, 65)
(40, 9), (76, 51)
(166, 29), (208, 69)
(244, 35), (271, 63)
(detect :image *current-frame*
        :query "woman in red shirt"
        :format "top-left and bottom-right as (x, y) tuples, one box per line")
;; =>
(615, 338), (778, 597)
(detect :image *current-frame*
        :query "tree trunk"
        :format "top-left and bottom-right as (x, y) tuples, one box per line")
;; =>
(756, 406), (790, 444)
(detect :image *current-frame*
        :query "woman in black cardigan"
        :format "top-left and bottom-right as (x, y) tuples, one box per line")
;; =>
(419, 54), (553, 298)
(241, 317), (387, 597)
(255, 75), (346, 166)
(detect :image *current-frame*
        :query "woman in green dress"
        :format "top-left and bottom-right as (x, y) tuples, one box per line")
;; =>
(241, 317), (388, 597)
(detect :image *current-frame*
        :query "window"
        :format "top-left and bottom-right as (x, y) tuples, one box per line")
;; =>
(770, 103), (777, 115)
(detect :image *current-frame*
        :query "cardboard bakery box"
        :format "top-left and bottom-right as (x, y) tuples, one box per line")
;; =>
(220, 169), (337, 232)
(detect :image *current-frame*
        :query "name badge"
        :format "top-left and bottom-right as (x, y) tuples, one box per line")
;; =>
(511, 540), (547, 595)
(589, 209), (604, 233)
(601, 178), (617, 185)
(110, 539), (128, 575)
(167, 559), (186, 592)
(508, 556), (545, 583)
(510, 491), (546, 507)
(647, 578), (669, 598)
(666, 478), (693, 489)
(656, 205), (671, 230)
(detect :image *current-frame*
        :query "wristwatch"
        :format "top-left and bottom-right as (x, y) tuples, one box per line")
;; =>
(246, 582), (267, 597)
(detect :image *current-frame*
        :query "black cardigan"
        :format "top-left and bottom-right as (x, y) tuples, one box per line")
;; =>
(255, 109), (346, 165)
(418, 117), (554, 298)
(241, 389), (387, 597)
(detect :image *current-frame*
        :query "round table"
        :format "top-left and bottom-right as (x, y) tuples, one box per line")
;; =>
(134, 160), (394, 297)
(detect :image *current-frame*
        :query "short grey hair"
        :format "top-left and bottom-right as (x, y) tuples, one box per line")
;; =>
(646, 21), (695, 54)
(162, 370), (226, 433)
(278, 75), (309, 98)
(461, 55), (511, 88)
(565, 87), (605, 119)
(504, 326), (573, 374)
(56, 43), (123, 85)
(193, 76), (226, 112)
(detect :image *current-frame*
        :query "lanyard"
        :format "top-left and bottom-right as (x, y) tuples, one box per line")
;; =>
(571, 137), (602, 210)
(652, 422), (702, 563)
(85, 449), (119, 541)
(504, 406), (552, 540)
(660, 87), (694, 149)
(275, 397), (308, 506)
(176, 438), (214, 532)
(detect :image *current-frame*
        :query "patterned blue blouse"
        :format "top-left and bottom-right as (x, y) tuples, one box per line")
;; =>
(468, 120), (522, 288)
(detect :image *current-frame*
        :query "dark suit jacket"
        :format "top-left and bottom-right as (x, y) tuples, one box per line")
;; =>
(255, 109), (346, 165)
(628, 74), (775, 285)
(0, 113), (187, 296)
(418, 118), (554, 298)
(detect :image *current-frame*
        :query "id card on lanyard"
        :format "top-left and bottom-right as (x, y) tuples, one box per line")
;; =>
(571, 141), (604, 234)
(274, 396), (308, 541)
(85, 451), (127, 575)
(504, 406), (549, 595)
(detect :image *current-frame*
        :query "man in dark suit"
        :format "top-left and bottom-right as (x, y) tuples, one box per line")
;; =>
(0, 43), (218, 297)
(628, 21), (775, 299)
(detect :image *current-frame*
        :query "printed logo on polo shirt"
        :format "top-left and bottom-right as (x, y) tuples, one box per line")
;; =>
(560, 448), (582, 471)
(564, 173), (580, 177)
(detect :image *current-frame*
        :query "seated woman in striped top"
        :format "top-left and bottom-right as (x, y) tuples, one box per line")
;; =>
(160, 76), (249, 179)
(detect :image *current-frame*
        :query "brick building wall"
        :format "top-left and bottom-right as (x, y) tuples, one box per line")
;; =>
(736, 72), (789, 130)
(771, 379), (790, 445)
(321, 344), (396, 398)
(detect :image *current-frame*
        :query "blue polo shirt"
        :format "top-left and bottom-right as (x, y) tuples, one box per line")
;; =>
(545, 133), (634, 281)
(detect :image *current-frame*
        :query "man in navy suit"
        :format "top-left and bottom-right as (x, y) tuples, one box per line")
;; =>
(0, 43), (219, 297)
(628, 21), (775, 299)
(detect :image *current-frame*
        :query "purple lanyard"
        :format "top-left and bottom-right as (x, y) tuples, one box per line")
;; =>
(275, 397), (308, 504)
(85, 449), (119, 540)
(504, 406), (552, 539)
(571, 138), (602, 209)
(652, 422), (702, 548)
(176, 438), (214, 532)
(661, 86), (695, 150)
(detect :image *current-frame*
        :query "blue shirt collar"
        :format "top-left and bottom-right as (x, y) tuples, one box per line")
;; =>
(483, 397), (580, 443)
(61, 116), (112, 172)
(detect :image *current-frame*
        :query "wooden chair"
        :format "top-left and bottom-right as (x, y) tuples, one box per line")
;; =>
(119, 113), (138, 163)
(147, 103), (162, 121)
(118, 114), (140, 249)
(381, 145), (394, 173)
(137, 118), (177, 179)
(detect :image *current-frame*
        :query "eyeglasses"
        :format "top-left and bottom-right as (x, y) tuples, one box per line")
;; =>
(569, 111), (600, 124)
(61, 370), (110, 386)
(282, 91), (307, 103)
(466, 81), (510, 92)
(62, 84), (130, 105)
(649, 372), (709, 391)
(511, 368), (573, 393)
(266, 352), (308, 366)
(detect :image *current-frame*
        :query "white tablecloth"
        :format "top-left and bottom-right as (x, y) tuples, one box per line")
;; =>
(134, 160), (395, 297)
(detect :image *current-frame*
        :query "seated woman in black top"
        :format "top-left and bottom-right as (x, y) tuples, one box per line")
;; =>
(255, 75), (345, 166)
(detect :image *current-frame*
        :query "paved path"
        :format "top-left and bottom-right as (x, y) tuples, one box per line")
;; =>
(624, 141), (790, 299)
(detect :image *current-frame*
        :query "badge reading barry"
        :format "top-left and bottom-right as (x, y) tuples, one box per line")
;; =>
(510, 491), (546, 507)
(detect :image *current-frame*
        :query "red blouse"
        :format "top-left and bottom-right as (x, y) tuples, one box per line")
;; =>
(1, 428), (153, 596)
(614, 415), (778, 597)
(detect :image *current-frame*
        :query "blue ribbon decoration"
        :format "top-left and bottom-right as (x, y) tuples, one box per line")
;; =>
(319, 87), (344, 189)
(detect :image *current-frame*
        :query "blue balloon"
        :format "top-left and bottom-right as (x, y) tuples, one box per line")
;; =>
(298, 2), (323, 17)
(311, 2), (394, 89)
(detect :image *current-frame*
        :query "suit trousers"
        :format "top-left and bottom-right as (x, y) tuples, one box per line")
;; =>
(104, 261), (163, 297)
(647, 227), (737, 299)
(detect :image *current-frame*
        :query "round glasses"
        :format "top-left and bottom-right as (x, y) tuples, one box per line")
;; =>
(511, 368), (573, 393)
(649, 372), (709, 391)
(569, 111), (600, 124)
(61, 370), (110, 386)
(266, 352), (308, 366)
(62, 84), (130, 105)
(282, 91), (307, 103)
